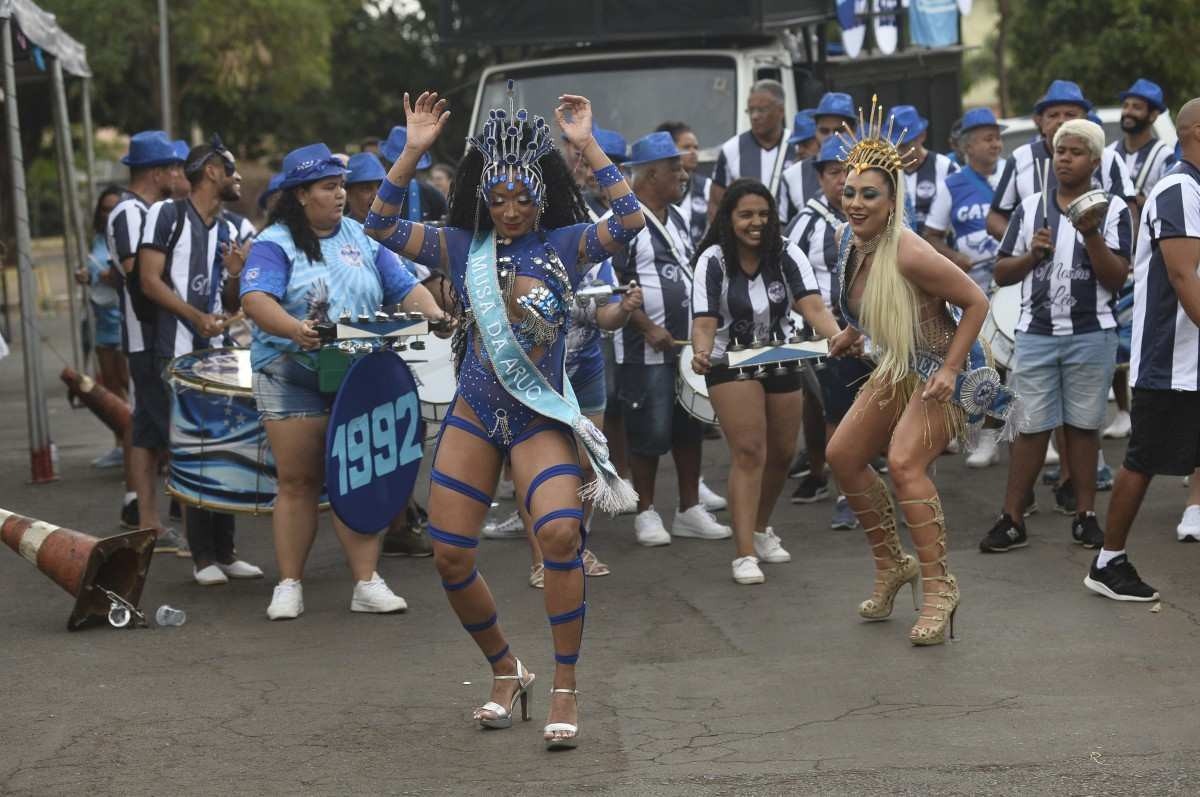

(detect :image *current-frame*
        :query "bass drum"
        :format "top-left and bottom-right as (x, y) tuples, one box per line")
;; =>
(676, 345), (718, 425)
(982, 284), (1021, 370)
(410, 333), (456, 428)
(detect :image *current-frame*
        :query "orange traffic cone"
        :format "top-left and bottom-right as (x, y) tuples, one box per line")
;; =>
(60, 367), (132, 437)
(1, 509), (155, 630)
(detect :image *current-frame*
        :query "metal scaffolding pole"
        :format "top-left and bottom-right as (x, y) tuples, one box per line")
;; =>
(158, 0), (171, 136)
(2, 17), (55, 482)
(80, 77), (97, 219)
(49, 55), (88, 372)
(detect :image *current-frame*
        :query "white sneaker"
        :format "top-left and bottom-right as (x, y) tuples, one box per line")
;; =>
(351, 572), (408, 613)
(482, 510), (526, 539)
(267, 579), (303, 620)
(1045, 438), (1060, 466)
(753, 527), (791, 563)
(966, 429), (1000, 468)
(193, 564), (229, 586)
(216, 559), (264, 579)
(1177, 505), (1200, 542)
(1102, 410), (1132, 439)
(698, 478), (727, 511)
(634, 507), (671, 547)
(732, 555), (765, 584)
(495, 479), (516, 500)
(672, 504), (732, 540)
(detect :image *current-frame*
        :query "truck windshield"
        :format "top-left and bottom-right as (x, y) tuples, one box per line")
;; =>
(478, 56), (737, 153)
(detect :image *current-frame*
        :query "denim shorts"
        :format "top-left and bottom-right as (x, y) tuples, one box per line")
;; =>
(252, 355), (333, 421)
(91, 301), (122, 348)
(569, 367), (607, 417)
(1011, 329), (1117, 433)
(617, 362), (702, 458)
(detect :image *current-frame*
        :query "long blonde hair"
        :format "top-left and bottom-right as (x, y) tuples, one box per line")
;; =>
(857, 169), (920, 387)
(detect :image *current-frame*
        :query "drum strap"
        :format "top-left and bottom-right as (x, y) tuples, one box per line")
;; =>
(1133, 141), (1168, 194)
(805, 197), (840, 228)
(640, 202), (693, 283)
(767, 129), (790, 197)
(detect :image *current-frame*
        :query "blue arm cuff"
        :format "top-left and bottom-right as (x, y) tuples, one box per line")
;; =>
(594, 164), (622, 189)
(376, 178), (409, 207)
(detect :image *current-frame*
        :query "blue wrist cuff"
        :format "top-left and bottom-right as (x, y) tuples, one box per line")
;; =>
(376, 178), (409, 207)
(610, 192), (639, 216)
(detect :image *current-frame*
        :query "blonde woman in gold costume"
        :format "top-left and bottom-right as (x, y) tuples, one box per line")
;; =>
(826, 100), (999, 646)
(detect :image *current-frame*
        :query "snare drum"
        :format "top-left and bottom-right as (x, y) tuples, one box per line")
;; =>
(676, 345), (718, 425)
(166, 348), (283, 514)
(410, 333), (456, 425)
(981, 284), (1021, 369)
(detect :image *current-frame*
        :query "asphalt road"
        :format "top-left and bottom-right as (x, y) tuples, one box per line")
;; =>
(2, 314), (1198, 796)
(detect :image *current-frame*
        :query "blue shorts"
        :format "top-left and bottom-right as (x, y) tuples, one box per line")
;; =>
(251, 355), (333, 421)
(569, 367), (606, 417)
(91, 302), (122, 348)
(1012, 329), (1117, 433)
(617, 362), (702, 458)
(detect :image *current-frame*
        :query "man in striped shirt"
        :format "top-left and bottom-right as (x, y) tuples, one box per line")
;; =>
(1109, 78), (1176, 209)
(1085, 98), (1200, 601)
(614, 132), (730, 547)
(987, 80), (1135, 239)
(887, 105), (958, 235)
(709, 79), (796, 222)
(658, 121), (711, 247)
(978, 120), (1132, 554)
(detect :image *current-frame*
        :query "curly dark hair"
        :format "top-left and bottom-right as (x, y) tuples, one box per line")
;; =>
(93, 184), (123, 236)
(692, 178), (785, 282)
(447, 140), (590, 231)
(268, 188), (324, 263)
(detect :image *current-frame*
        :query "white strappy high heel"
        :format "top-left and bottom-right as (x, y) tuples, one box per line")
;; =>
(544, 687), (580, 750)
(473, 658), (534, 729)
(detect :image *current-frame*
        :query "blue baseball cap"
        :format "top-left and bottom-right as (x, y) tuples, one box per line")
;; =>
(1119, 78), (1167, 113)
(121, 130), (182, 167)
(278, 143), (347, 191)
(594, 127), (629, 163)
(381, 126), (433, 170)
(788, 113), (817, 144)
(1034, 80), (1093, 114)
(257, 172), (283, 209)
(626, 131), (681, 166)
(345, 152), (387, 186)
(816, 136), (844, 165)
(960, 107), (1006, 134)
(815, 92), (856, 122)
(888, 105), (928, 144)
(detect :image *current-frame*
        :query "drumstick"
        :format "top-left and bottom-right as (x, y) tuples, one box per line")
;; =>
(1041, 158), (1051, 221)
(672, 339), (692, 347)
(217, 310), (245, 331)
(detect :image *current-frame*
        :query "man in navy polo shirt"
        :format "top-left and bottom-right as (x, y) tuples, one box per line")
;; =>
(888, 105), (958, 235)
(1084, 97), (1200, 601)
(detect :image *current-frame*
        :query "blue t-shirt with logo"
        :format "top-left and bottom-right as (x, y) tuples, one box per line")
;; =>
(926, 162), (1004, 290)
(240, 218), (418, 370)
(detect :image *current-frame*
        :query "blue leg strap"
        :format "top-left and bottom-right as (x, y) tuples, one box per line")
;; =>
(428, 524), (479, 549)
(555, 652), (580, 665)
(463, 613), (498, 633)
(442, 413), (496, 447)
(442, 568), (478, 592)
(543, 556), (584, 572)
(486, 644), (510, 664)
(534, 508), (584, 535)
(525, 463), (583, 513)
(548, 603), (587, 626)
(431, 468), (492, 506)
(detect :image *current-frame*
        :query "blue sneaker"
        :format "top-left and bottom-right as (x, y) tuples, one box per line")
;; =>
(1096, 464), (1114, 492)
(830, 496), (858, 530)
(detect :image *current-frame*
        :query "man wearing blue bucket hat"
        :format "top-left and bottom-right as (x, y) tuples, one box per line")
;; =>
(109, 129), (186, 543)
(886, 105), (959, 235)
(343, 151), (388, 224)
(779, 92), (859, 223)
(788, 112), (819, 161)
(988, 79), (1135, 239)
(615, 131), (730, 547)
(710, 80), (797, 221)
(656, 121), (711, 246)
(1110, 78), (1175, 204)
(380, 125), (446, 223)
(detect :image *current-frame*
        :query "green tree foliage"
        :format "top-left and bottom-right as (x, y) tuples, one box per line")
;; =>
(1007, 0), (1200, 116)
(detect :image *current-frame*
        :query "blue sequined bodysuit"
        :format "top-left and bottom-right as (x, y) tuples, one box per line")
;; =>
(417, 224), (592, 450)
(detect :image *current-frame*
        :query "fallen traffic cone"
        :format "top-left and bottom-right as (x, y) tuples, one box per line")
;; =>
(0, 509), (155, 630)
(60, 368), (132, 437)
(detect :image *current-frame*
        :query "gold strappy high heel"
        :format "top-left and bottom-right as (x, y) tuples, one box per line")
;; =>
(846, 475), (920, 620)
(900, 495), (959, 646)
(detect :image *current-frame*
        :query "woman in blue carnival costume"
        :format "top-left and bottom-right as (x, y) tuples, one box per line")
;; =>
(240, 143), (450, 621)
(825, 99), (1018, 647)
(365, 88), (645, 750)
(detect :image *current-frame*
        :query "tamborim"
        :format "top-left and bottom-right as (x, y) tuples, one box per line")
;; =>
(1065, 189), (1108, 231)
(676, 345), (718, 425)
(981, 284), (1021, 369)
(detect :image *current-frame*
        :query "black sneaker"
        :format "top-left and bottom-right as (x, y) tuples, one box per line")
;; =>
(788, 450), (812, 479)
(120, 498), (139, 530)
(1054, 479), (1077, 515)
(169, 498), (182, 522)
(979, 513), (1028, 552)
(791, 475), (831, 504)
(872, 456), (889, 474)
(1084, 554), (1159, 602)
(382, 524), (433, 557)
(1071, 512), (1105, 549)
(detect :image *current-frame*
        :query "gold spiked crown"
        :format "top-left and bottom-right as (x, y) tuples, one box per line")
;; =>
(837, 95), (919, 178)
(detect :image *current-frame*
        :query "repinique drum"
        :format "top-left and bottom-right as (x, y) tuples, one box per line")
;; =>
(982, 284), (1021, 369)
(167, 348), (298, 514)
(410, 332), (455, 425)
(676, 344), (718, 425)
(1065, 189), (1109, 231)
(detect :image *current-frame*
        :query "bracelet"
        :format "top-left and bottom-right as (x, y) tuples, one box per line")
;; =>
(594, 164), (622, 189)
(376, 178), (409, 207)
(364, 210), (402, 231)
